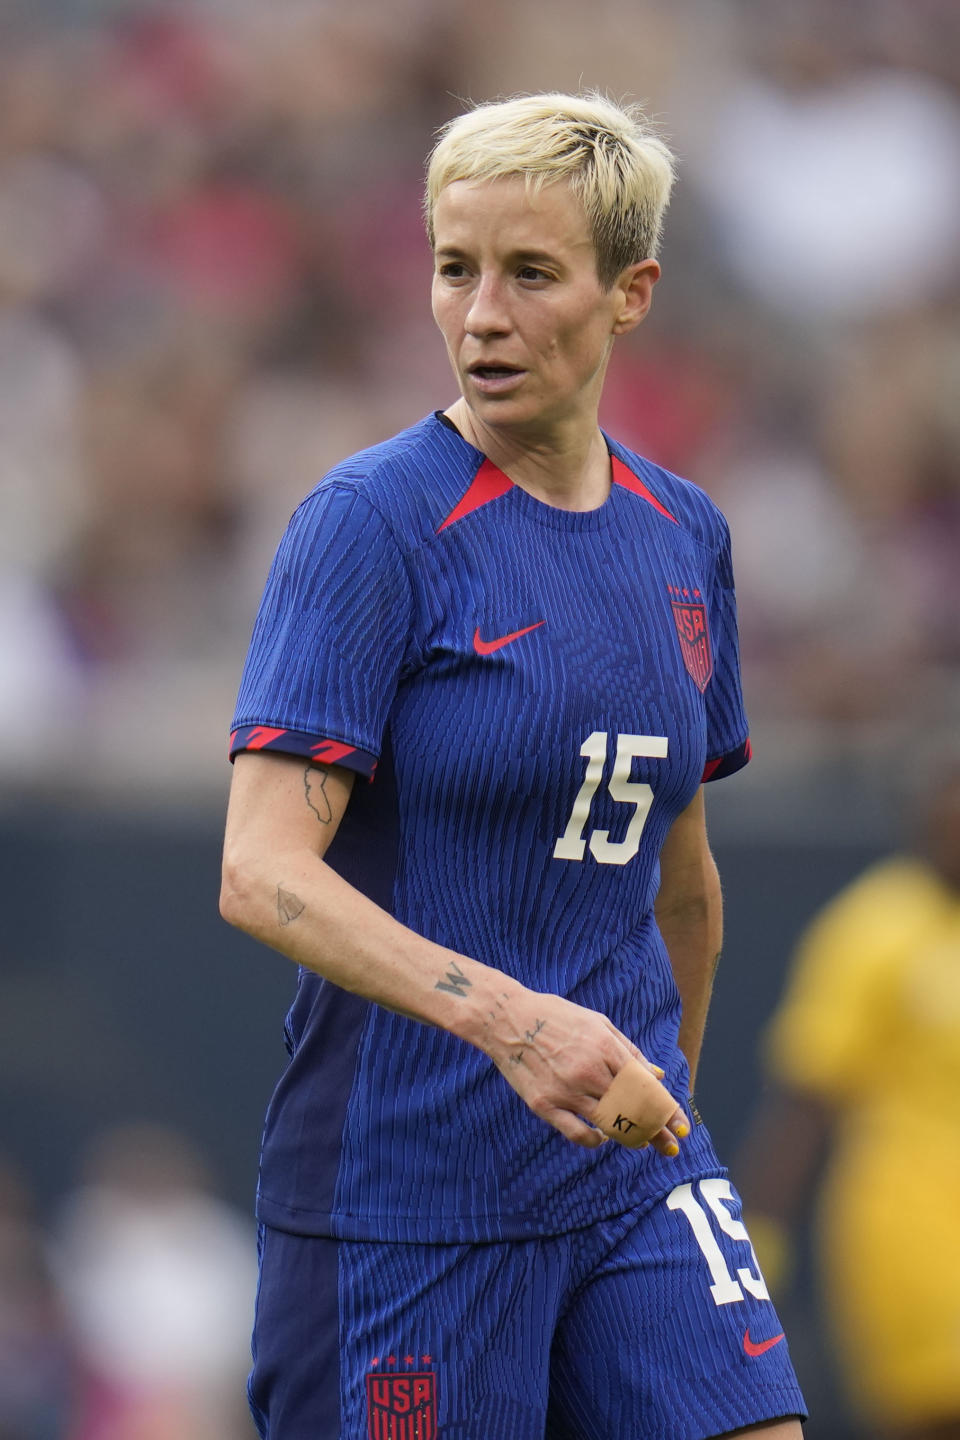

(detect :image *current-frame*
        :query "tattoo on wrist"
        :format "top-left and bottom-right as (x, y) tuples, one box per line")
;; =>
(507, 1018), (546, 1067)
(277, 886), (305, 926)
(435, 960), (472, 997)
(304, 766), (332, 824)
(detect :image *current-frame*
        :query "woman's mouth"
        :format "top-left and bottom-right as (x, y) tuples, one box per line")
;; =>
(468, 365), (526, 393)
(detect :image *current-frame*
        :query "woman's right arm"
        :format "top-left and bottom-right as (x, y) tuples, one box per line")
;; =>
(220, 750), (686, 1153)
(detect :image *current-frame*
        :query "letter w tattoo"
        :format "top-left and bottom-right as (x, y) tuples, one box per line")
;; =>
(435, 960), (472, 997)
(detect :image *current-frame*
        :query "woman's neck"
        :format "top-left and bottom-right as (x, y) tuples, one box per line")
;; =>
(445, 400), (612, 512)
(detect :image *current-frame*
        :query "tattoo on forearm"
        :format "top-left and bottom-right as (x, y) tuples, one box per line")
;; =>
(303, 766), (332, 824)
(488, 993), (509, 1021)
(435, 960), (472, 997)
(277, 886), (305, 926)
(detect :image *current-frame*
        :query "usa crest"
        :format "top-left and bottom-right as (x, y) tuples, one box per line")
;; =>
(669, 586), (713, 692)
(366, 1370), (436, 1440)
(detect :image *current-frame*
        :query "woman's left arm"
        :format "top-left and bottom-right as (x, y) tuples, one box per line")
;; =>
(654, 788), (723, 1092)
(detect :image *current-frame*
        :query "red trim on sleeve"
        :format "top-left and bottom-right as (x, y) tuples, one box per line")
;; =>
(702, 737), (752, 783)
(309, 738), (357, 765)
(611, 457), (678, 524)
(241, 725), (289, 750)
(230, 724), (377, 780)
(437, 459), (513, 532)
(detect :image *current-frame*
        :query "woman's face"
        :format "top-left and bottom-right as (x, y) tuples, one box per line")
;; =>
(431, 176), (657, 437)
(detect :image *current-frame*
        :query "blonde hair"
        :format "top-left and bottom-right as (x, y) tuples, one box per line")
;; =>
(424, 92), (677, 287)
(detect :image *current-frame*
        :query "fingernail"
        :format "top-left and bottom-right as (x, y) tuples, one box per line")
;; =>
(652, 1066), (665, 1078)
(665, 1142), (679, 1157)
(674, 1122), (689, 1139)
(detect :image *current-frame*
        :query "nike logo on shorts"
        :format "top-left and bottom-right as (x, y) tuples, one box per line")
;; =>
(473, 622), (545, 655)
(743, 1328), (785, 1357)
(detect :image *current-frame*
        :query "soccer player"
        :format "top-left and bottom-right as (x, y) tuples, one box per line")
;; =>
(221, 92), (806, 1439)
(739, 763), (960, 1440)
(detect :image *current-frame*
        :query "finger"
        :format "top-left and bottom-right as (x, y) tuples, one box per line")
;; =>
(649, 1126), (682, 1158)
(593, 1057), (678, 1145)
(636, 1048), (666, 1079)
(547, 1110), (608, 1150)
(667, 1107), (690, 1140)
(601, 1023), (665, 1079)
(620, 1033), (665, 1078)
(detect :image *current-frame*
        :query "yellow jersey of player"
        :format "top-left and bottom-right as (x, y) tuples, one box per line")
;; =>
(765, 856), (960, 1428)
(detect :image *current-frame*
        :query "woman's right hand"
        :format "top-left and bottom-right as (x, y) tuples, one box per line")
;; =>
(477, 986), (689, 1155)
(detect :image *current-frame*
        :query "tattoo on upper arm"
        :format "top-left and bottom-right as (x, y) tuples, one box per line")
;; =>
(435, 960), (472, 997)
(277, 886), (305, 926)
(303, 766), (333, 824)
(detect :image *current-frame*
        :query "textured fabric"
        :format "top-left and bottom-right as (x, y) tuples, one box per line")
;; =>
(231, 413), (751, 1242)
(248, 1180), (805, 1439)
(248, 1223), (341, 1439)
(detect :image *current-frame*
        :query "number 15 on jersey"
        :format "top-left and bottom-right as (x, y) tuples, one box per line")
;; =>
(553, 731), (668, 867)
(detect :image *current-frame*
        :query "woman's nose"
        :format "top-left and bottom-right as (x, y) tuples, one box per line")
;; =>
(464, 274), (511, 337)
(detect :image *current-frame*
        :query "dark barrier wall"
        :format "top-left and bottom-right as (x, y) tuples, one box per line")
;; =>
(1, 809), (292, 1212)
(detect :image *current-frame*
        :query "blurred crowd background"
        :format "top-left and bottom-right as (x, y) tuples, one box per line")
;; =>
(2, 0), (959, 1436)
(3, 0), (959, 819)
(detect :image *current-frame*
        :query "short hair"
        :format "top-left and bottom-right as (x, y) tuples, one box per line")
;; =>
(424, 92), (677, 288)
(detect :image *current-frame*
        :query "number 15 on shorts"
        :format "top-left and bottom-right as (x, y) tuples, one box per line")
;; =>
(668, 1179), (770, 1306)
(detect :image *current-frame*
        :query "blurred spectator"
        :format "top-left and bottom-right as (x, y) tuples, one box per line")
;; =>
(736, 758), (960, 1439)
(0, 1160), (72, 1439)
(52, 1124), (257, 1440)
(678, 0), (960, 321)
(0, 309), (89, 770)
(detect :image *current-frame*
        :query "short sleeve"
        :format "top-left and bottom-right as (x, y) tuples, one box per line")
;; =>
(701, 513), (750, 782)
(230, 484), (414, 779)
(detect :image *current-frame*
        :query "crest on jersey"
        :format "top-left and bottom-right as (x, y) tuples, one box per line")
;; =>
(668, 586), (713, 692)
(366, 1371), (436, 1440)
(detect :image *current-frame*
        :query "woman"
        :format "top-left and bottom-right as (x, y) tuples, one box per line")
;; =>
(222, 92), (806, 1440)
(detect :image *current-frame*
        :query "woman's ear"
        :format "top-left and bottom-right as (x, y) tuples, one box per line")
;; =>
(612, 259), (661, 335)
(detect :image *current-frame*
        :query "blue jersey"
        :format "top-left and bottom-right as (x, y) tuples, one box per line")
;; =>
(230, 412), (750, 1243)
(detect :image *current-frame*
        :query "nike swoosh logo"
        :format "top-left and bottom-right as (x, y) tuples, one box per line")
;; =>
(473, 622), (545, 655)
(743, 1328), (785, 1358)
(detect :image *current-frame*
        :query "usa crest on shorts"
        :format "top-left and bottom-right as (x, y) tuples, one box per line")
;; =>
(366, 1367), (437, 1439)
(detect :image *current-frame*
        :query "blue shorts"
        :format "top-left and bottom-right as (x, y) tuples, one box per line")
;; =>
(248, 1177), (806, 1439)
